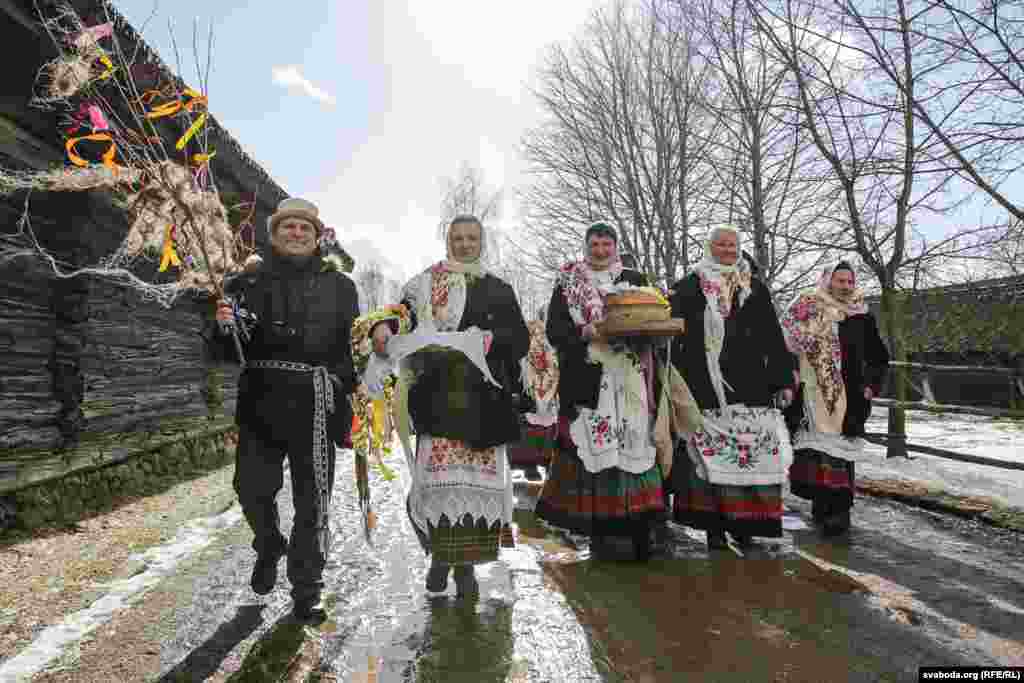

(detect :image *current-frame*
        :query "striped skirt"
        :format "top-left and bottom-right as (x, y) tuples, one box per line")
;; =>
(407, 497), (514, 567)
(789, 448), (855, 512)
(671, 445), (783, 538)
(506, 423), (555, 468)
(534, 418), (665, 537)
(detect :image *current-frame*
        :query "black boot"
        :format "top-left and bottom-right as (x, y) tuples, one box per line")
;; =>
(633, 528), (652, 561)
(250, 547), (285, 595)
(292, 594), (327, 624)
(648, 521), (668, 556)
(732, 533), (754, 548)
(590, 535), (610, 558)
(811, 498), (827, 523)
(706, 528), (729, 550)
(823, 507), (851, 536)
(453, 565), (479, 599)
(425, 561), (450, 592)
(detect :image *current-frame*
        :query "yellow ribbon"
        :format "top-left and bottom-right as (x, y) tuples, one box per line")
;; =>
(191, 150), (216, 165)
(175, 113), (207, 151)
(159, 224), (182, 272)
(143, 88), (207, 120)
(371, 398), (387, 448)
(65, 133), (117, 169)
(96, 52), (115, 80)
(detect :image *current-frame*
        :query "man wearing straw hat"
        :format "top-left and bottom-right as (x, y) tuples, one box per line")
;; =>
(209, 197), (360, 623)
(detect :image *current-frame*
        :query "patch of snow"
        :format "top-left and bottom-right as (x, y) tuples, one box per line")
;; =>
(0, 504), (243, 681)
(853, 408), (1024, 508)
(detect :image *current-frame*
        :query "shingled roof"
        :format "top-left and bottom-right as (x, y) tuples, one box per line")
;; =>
(867, 274), (1024, 361)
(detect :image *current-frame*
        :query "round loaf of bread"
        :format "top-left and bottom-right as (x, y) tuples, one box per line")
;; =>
(603, 289), (670, 328)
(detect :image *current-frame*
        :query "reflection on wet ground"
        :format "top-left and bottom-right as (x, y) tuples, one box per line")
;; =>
(164, 454), (1023, 681)
(308, 472), (607, 682)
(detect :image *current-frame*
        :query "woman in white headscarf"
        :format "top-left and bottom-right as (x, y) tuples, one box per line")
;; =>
(780, 261), (889, 535)
(365, 215), (529, 598)
(668, 226), (795, 550)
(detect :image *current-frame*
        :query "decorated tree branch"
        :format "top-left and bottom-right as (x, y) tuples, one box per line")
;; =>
(0, 1), (254, 336)
(349, 304), (411, 543)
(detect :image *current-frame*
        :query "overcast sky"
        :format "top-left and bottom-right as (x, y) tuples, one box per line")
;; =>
(114, 0), (602, 284)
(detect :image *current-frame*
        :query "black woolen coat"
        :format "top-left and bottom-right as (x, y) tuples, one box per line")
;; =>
(402, 273), (531, 448)
(668, 272), (794, 410)
(204, 255), (360, 444)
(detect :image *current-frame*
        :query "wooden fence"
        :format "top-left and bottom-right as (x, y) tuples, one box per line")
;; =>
(868, 361), (1023, 469)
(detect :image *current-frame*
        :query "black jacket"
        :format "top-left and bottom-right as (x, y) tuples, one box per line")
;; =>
(546, 268), (649, 419)
(404, 273), (530, 449)
(205, 254), (360, 444)
(669, 272), (794, 410)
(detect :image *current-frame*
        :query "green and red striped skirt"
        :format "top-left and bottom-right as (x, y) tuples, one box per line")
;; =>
(408, 497), (515, 567)
(671, 445), (783, 538)
(507, 423), (556, 469)
(789, 448), (855, 512)
(535, 418), (666, 537)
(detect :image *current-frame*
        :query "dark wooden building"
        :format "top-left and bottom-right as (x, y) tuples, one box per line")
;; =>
(0, 0), (336, 498)
(867, 275), (1024, 407)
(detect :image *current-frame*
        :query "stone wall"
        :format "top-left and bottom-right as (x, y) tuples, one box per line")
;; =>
(1, 423), (237, 531)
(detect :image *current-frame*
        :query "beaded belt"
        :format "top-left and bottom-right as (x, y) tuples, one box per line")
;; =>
(248, 360), (335, 557)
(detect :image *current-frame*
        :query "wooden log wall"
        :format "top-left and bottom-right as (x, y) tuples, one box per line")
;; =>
(0, 189), (250, 494)
(0, 0), (290, 495)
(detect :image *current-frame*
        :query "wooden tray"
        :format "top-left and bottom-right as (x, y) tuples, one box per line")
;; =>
(598, 318), (685, 337)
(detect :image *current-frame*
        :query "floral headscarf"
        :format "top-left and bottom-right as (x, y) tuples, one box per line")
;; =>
(780, 261), (867, 431)
(557, 223), (625, 327)
(814, 262), (868, 318)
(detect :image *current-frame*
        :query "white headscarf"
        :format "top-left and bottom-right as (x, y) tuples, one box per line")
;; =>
(442, 216), (489, 277)
(694, 226), (753, 408)
(693, 226), (753, 317)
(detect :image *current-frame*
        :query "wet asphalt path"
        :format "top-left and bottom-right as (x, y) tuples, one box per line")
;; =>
(17, 446), (1024, 682)
(151, 452), (606, 682)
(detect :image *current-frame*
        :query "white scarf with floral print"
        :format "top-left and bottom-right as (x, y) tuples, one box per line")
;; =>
(557, 260), (656, 474)
(693, 256), (753, 408)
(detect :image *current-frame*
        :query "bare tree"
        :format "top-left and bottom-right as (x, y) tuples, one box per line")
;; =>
(656, 0), (837, 299)
(882, 0), (1024, 224)
(521, 1), (723, 287)
(355, 261), (386, 313)
(438, 162), (503, 249)
(747, 0), (1018, 453)
(436, 163), (549, 315)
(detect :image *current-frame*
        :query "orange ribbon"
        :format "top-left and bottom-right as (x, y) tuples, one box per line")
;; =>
(65, 133), (117, 169)
(143, 87), (207, 120)
(190, 151), (216, 166)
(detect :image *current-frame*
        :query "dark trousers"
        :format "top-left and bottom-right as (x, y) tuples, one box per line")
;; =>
(233, 425), (337, 601)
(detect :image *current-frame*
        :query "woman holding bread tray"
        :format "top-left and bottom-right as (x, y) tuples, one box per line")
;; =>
(535, 222), (700, 560)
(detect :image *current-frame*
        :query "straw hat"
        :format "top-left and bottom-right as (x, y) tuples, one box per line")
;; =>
(266, 197), (325, 238)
